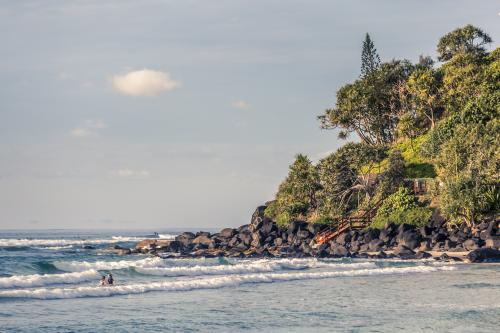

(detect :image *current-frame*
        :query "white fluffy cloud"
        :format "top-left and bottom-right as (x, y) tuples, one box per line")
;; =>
(110, 169), (150, 179)
(70, 120), (107, 137)
(231, 100), (249, 109)
(112, 69), (179, 96)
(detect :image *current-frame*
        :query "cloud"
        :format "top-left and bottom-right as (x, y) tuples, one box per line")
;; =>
(110, 169), (150, 179)
(70, 120), (107, 138)
(231, 100), (249, 109)
(112, 69), (179, 96)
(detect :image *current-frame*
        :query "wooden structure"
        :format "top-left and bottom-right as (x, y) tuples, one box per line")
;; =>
(314, 200), (382, 246)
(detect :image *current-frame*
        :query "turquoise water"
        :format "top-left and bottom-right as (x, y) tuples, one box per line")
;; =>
(1, 230), (499, 332)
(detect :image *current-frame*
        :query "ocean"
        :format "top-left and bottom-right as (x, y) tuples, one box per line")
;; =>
(0, 230), (499, 332)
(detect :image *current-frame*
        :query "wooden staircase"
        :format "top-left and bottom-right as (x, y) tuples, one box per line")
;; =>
(314, 200), (383, 246)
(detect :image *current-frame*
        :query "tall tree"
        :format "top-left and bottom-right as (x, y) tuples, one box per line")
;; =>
(437, 24), (492, 61)
(319, 60), (414, 145)
(361, 33), (381, 77)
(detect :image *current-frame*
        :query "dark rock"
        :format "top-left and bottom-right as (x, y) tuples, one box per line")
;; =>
(287, 220), (307, 235)
(219, 228), (235, 238)
(260, 220), (275, 235)
(192, 235), (213, 246)
(399, 230), (422, 250)
(195, 231), (211, 238)
(307, 223), (320, 235)
(419, 226), (433, 237)
(393, 245), (416, 258)
(331, 244), (349, 257)
(485, 237), (500, 249)
(444, 239), (457, 251)
(397, 223), (414, 234)
(464, 239), (480, 251)
(368, 239), (384, 252)
(296, 229), (311, 239)
(363, 229), (380, 243)
(418, 239), (432, 252)
(375, 251), (387, 258)
(239, 231), (252, 246)
(359, 244), (369, 252)
(83, 245), (95, 249)
(250, 205), (267, 228)
(415, 251), (432, 259)
(468, 248), (500, 263)
(335, 232), (351, 245)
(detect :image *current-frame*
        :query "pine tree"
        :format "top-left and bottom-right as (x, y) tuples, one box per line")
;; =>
(361, 33), (381, 77)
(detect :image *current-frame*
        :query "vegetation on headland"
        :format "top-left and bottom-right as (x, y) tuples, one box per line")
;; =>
(265, 25), (499, 229)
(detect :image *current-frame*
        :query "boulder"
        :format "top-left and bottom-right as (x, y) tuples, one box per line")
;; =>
(415, 251), (432, 259)
(192, 235), (213, 246)
(485, 237), (500, 249)
(399, 230), (422, 250)
(468, 248), (500, 263)
(239, 231), (252, 246)
(296, 229), (311, 239)
(368, 239), (384, 252)
(393, 245), (415, 258)
(219, 228), (236, 238)
(331, 244), (349, 257)
(418, 239), (432, 252)
(260, 220), (275, 235)
(464, 239), (480, 251)
(307, 223), (321, 235)
(419, 226), (433, 237)
(335, 232), (351, 245)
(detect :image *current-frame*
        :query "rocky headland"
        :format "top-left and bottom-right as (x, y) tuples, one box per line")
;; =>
(128, 204), (500, 263)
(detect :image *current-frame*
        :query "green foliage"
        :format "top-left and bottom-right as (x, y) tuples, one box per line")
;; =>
(371, 207), (433, 229)
(268, 154), (320, 225)
(437, 25), (492, 61)
(361, 33), (381, 77)
(376, 187), (418, 217)
(317, 143), (386, 218)
(319, 60), (414, 146)
(371, 187), (432, 229)
(375, 150), (406, 199)
(434, 121), (499, 225)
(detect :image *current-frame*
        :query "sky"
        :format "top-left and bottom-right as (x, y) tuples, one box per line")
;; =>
(0, 0), (498, 230)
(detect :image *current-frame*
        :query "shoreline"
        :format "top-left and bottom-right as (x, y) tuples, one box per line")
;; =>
(126, 205), (499, 264)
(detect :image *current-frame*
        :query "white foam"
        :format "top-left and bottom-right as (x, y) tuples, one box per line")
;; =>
(34, 245), (74, 250)
(0, 237), (145, 248)
(157, 234), (176, 239)
(54, 257), (164, 272)
(136, 259), (377, 277)
(0, 265), (455, 299)
(0, 270), (100, 289)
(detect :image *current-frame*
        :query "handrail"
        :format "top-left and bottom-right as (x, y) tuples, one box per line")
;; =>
(314, 199), (383, 245)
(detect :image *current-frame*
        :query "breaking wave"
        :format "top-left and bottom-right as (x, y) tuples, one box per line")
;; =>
(135, 259), (378, 277)
(0, 237), (144, 248)
(157, 234), (176, 239)
(54, 257), (164, 272)
(0, 270), (99, 289)
(0, 265), (456, 299)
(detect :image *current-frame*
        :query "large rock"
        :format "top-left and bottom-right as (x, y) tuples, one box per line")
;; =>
(192, 235), (213, 246)
(368, 239), (384, 252)
(468, 248), (500, 263)
(296, 229), (311, 239)
(335, 232), (351, 245)
(393, 245), (416, 258)
(399, 230), (422, 250)
(464, 239), (480, 251)
(330, 244), (349, 257)
(485, 237), (500, 249)
(219, 228), (236, 238)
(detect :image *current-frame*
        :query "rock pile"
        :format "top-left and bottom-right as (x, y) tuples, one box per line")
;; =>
(133, 204), (500, 262)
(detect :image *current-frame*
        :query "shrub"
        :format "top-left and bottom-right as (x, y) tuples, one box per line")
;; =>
(371, 207), (433, 229)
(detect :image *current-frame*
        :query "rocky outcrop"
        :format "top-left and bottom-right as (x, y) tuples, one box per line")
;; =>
(132, 205), (499, 261)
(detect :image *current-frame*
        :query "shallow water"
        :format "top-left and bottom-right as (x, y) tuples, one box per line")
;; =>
(0, 230), (499, 332)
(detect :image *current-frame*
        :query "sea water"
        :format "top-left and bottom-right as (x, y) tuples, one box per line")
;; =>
(0, 230), (499, 332)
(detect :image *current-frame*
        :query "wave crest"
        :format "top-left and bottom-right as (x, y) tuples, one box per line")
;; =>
(0, 270), (99, 289)
(0, 265), (455, 299)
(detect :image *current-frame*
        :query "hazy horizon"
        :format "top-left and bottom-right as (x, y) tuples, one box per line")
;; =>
(0, 0), (498, 229)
